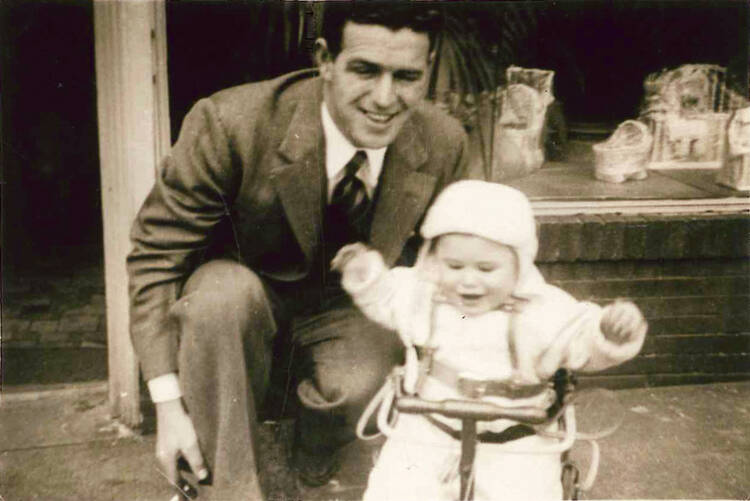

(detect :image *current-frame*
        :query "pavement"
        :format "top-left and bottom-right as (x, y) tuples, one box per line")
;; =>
(1, 381), (748, 500)
(2, 260), (749, 499)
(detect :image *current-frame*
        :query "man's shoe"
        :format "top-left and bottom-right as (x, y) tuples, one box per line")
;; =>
(290, 445), (341, 487)
(289, 419), (341, 488)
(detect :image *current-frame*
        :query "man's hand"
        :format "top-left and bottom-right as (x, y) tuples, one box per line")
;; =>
(600, 300), (648, 345)
(155, 399), (208, 498)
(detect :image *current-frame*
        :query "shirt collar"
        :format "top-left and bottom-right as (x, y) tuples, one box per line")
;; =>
(321, 102), (386, 197)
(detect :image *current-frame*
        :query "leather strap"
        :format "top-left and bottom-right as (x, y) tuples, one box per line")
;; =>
(427, 357), (551, 399)
(424, 415), (536, 443)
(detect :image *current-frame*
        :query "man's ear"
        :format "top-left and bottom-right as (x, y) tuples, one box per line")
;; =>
(314, 38), (334, 81)
(426, 50), (436, 74)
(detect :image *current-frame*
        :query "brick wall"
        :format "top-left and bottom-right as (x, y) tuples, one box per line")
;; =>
(535, 212), (750, 388)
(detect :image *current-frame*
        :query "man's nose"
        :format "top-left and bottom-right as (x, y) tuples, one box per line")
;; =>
(372, 73), (396, 108)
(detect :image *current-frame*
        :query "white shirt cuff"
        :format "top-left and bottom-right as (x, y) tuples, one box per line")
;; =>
(147, 373), (182, 403)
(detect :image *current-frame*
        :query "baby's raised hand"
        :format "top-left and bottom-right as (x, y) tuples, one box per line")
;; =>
(331, 242), (382, 285)
(331, 242), (370, 271)
(600, 300), (648, 345)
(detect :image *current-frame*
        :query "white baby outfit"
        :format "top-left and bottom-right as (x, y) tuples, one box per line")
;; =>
(341, 181), (645, 501)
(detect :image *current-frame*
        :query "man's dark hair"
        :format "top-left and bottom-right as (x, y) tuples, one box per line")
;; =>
(322, 2), (443, 57)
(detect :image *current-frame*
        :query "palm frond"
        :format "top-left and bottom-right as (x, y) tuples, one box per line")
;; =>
(431, 3), (540, 178)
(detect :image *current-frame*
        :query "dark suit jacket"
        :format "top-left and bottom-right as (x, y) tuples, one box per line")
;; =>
(128, 69), (468, 381)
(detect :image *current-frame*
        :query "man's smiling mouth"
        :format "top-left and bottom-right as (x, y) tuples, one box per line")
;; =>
(362, 109), (396, 124)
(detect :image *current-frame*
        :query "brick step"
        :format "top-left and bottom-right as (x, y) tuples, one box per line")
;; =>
(2, 348), (108, 386)
(552, 275), (749, 300)
(635, 295), (748, 317)
(537, 213), (749, 262)
(604, 353), (750, 375)
(578, 372), (750, 389)
(645, 316), (749, 335)
(539, 258), (749, 280)
(641, 333), (750, 354)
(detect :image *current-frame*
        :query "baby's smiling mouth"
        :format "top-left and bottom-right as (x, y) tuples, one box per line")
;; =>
(459, 293), (483, 302)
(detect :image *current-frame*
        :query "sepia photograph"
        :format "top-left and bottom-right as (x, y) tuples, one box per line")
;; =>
(1, 1), (748, 499)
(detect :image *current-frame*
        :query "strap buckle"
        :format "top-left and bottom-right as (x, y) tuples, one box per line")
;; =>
(457, 373), (489, 399)
(457, 373), (551, 400)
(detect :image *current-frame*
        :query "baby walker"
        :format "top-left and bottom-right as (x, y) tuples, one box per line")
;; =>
(357, 314), (619, 501)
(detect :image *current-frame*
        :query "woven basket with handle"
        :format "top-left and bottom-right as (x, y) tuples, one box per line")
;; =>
(592, 120), (653, 183)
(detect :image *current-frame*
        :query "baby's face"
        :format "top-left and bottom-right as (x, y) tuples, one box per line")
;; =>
(434, 233), (519, 316)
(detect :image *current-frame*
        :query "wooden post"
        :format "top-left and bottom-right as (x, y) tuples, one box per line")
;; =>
(94, 0), (170, 427)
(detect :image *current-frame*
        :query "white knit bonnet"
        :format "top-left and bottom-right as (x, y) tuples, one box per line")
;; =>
(417, 180), (545, 295)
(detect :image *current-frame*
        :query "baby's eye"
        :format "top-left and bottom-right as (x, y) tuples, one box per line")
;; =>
(446, 262), (464, 270)
(478, 264), (497, 272)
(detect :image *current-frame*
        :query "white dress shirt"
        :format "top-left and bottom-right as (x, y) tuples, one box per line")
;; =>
(321, 102), (386, 201)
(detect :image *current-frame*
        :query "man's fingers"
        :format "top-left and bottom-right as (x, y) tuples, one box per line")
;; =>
(183, 441), (209, 482)
(176, 477), (198, 499)
(156, 445), (179, 485)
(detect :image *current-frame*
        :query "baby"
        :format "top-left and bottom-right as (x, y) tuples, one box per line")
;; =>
(333, 180), (647, 501)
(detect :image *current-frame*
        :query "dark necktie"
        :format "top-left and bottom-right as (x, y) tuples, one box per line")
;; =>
(329, 150), (371, 239)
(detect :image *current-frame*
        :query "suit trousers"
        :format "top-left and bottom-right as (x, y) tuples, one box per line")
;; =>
(171, 259), (403, 499)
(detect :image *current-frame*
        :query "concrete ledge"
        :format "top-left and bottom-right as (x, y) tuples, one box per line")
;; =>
(1, 380), (108, 403)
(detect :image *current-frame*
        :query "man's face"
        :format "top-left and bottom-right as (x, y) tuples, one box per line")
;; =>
(318, 22), (432, 149)
(434, 234), (519, 316)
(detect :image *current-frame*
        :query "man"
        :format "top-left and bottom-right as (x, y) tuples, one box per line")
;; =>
(127, 4), (468, 499)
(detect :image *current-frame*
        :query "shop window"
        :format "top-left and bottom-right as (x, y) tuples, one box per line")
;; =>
(163, 1), (748, 214)
(429, 1), (749, 214)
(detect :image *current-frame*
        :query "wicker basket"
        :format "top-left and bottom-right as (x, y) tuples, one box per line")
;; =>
(640, 64), (748, 169)
(716, 106), (750, 190)
(592, 120), (653, 183)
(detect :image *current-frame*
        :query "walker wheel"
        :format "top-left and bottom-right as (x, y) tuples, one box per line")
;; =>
(561, 462), (581, 500)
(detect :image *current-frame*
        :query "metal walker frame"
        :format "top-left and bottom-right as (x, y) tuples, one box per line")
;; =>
(382, 369), (584, 501)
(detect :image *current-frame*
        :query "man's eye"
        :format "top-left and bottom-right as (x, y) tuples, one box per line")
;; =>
(395, 70), (422, 82)
(349, 63), (379, 77)
(447, 263), (463, 270)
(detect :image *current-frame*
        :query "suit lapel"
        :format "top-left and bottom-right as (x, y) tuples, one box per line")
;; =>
(270, 81), (439, 269)
(270, 82), (325, 267)
(370, 117), (437, 266)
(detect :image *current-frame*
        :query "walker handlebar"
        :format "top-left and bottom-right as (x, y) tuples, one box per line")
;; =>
(395, 395), (550, 424)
